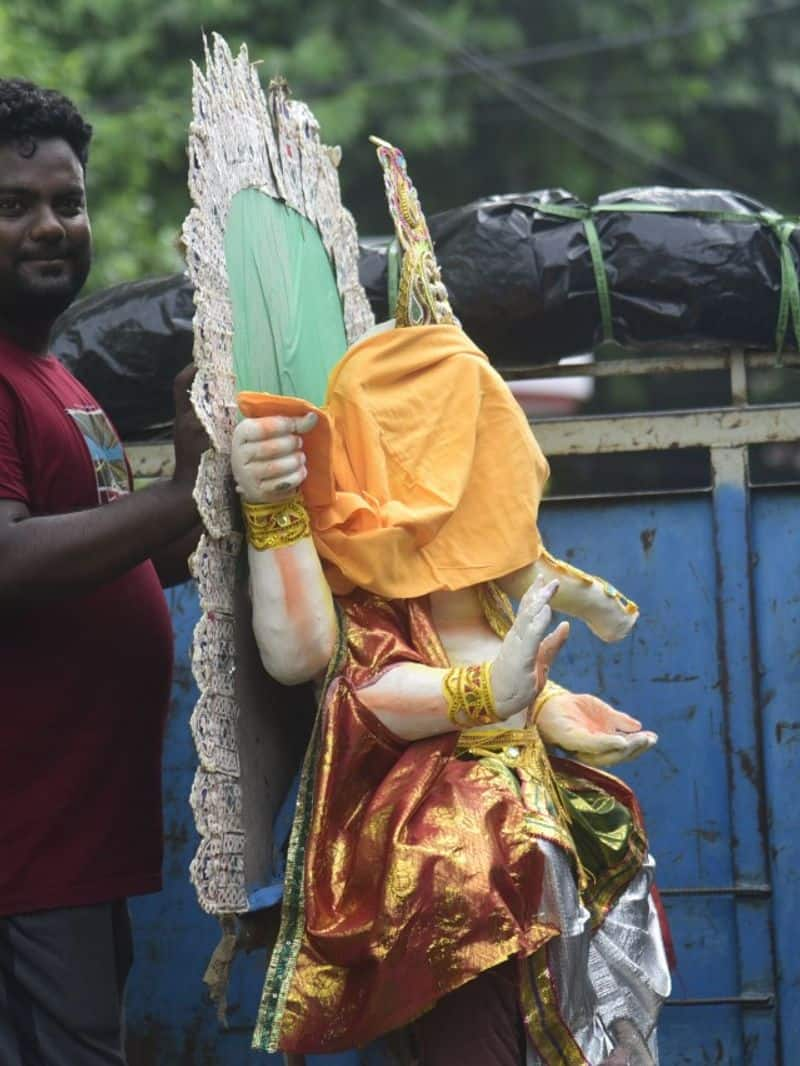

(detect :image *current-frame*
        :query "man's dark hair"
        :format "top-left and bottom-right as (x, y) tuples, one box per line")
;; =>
(0, 78), (92, 168)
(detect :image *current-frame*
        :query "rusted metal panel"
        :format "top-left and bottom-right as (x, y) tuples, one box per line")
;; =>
(537, 463), (800, 1063)
(709, 445), (777, 1065)
(751, 486), (800, 1060)
(539, 494), (748, 1062)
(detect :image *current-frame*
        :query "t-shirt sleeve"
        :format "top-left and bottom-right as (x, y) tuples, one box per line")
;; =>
(0, 380), (30, 504)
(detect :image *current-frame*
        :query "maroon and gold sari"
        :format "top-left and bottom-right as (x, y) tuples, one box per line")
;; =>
(253, 591), (647, 1058)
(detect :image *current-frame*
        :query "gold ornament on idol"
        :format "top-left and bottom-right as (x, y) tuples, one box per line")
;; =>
(370, 135), (458, 329)
(531, 680), (568, 724)
(241, 495), (311, 551)
(443, 662), (500, 727)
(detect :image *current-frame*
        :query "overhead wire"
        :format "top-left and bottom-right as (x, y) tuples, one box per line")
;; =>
(377, 0), (728, 186)
(314, 0), (800, 94)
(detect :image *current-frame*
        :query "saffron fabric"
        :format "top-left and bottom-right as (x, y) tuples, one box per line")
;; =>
(0, 336), (173, 915)
(238, 323), (550, 598)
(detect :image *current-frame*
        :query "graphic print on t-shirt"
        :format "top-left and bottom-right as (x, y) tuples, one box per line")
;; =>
(67, 407), (129, 503)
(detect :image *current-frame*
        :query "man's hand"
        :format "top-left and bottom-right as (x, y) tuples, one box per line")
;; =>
(172, 365), (210, 489)
(491, 578), (570, 720)
(231, 412), (317, 504)
(537, 690), (657, 767)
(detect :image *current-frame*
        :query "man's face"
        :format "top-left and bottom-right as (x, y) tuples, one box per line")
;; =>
(0, 137), (92, 325)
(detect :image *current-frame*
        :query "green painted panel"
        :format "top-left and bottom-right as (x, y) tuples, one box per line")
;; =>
(225, 189), (347, 405)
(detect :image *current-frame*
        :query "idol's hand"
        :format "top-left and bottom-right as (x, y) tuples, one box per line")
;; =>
(231, 412), (317, 503)
(491, 579), (570, 720)
(536, 691), (657, 767)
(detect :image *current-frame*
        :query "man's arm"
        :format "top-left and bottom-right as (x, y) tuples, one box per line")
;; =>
(0, 365), (208, 606)
(0, 486), (195, 604)
(151, 522), (203, 589)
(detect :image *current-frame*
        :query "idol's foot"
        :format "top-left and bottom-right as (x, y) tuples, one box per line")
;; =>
(599, 1051), (631, 1066)
(600, 1018), (655, 1066)
(533, 551), (639, 644)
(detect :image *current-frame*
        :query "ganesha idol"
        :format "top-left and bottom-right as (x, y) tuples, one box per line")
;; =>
(229, 139), (671, 1065)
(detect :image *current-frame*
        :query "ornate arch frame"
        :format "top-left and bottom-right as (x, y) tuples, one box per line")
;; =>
(182, 34), (374, 916)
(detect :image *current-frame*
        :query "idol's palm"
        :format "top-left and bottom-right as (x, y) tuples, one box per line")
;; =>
(537, 691), (657, 767)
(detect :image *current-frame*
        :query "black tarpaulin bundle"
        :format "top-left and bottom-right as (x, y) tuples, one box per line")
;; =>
(361, 186), (800, 365)
(52, 274), (195, 439)
(51, 185), (800, 437)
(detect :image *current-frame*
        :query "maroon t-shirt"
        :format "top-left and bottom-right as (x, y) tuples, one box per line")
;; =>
(0, 335), (174, 915)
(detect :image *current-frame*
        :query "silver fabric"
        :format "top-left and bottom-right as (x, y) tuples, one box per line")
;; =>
(526, 844), (671, 1066)
(589, 853), (671, 1061)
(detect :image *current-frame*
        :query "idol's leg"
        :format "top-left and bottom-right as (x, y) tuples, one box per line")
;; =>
(587, 854), (671, 1065)
(415, 958), (527, 1066)
(525, 847), (670, 1065)
(525, 841), (611, 1065)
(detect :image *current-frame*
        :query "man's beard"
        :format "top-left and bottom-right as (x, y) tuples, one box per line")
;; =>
(6, 257), (91, 323)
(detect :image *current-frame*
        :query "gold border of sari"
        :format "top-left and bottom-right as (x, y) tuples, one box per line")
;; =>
(519, 953), (591, 1066)
(252, 605), (348, 1053)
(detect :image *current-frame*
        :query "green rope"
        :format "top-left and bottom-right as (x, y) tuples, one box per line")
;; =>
(531, 200), (800, 363)
(774, 219), (800, 367)
(387, 236), (400, 320)
(582, 213), (614, 346)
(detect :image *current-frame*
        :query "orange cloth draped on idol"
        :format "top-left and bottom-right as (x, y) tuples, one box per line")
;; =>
(232, 138), (670, 1065)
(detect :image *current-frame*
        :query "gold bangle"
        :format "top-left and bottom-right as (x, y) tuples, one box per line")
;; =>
(532, 680), (568, 724)
(442, 662), (499, 727)
(241, 495), (311, 551)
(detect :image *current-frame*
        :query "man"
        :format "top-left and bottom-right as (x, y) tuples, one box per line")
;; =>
(0, 78), (207, 1064)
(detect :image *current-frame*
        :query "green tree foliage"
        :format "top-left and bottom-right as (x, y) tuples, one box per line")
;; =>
(2, 0), (800, 290)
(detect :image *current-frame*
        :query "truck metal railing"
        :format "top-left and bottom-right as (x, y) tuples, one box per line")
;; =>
(126, 349), (800, 479)
(513, 349), (800, 462)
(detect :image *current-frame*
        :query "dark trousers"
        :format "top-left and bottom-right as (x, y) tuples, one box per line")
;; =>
(0, 900), (133, 1066)
(414, 960), (526, 1066)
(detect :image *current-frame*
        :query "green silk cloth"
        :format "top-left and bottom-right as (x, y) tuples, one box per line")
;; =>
(224, 188), (348, 403)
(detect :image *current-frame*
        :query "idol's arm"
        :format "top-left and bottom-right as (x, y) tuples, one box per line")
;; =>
(498, 566), (658, 765)
(500, 552), (639, 643)
(535, 685), (658, 767)
(232, 413), (337, 686)
(247, 536), (337, 685)
(360, 580), (569, 741)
